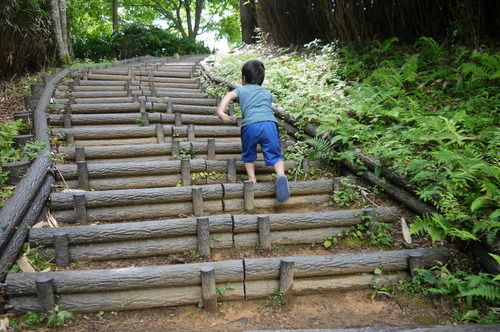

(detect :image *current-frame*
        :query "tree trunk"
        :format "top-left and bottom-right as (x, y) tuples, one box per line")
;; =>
(239, 0), (258, 44)
(113, 0), (119, 32)
(50, 0), (71, 65)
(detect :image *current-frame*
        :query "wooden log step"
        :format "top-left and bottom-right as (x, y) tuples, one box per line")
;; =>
(67, 90), (207, 99)
(30, 208), (397, 247)
(52, 125), (240, 140)
(55, 160), (296, 180)
(4, 248), (447, 313)
(49, 113), (233, 126)
(52, 97), (216, 106)
(52, 102), (217, 114)
(50, 180), (333, 210)
(58, 141), (262, 160)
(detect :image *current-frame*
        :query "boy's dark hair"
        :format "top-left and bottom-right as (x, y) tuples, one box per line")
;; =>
(242, 60), (265, 85)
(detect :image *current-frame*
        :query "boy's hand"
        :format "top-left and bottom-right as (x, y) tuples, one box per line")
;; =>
(218, 111), (231, 123)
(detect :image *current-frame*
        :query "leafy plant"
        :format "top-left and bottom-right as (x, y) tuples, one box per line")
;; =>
(264, 288), (286, 307)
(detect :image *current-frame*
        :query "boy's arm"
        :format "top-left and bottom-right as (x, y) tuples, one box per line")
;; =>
(217, 91), (238, 123)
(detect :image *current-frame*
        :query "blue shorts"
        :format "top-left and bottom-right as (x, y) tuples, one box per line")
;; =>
(241, 121), (282, 167)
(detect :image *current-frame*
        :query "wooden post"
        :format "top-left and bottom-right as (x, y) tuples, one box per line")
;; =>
(2, 160), (31, 185)
(65, 133), (75, 145)
(174, 112), (182, 126)
(54, 232), (70, 267)
(167, 100), (173, 114)
(187, 124), (195, 142)
(181, 159), (191, 186)
(63, 113), (72, 128)
(279, 259), (295, 304)
(73, 193), (87, 225)
(172, 140), (180, 158)
(228, 103), (234, 116)
(139, 99), (146, 113)
(77, 161), (90, 190)
(280, 140), (286, 158)
(192, 187), (204, 217)
(13, 134), (35, 148)
(75, 147), (85, 162)
(236, 117), (242, 127)
(409, 252), (424, 277)
(36, 275), (55, 313)
(156, 124), (165, 143)
(216, 97), (221, 106)
(258, 216), (272, 251)
(227, 159), (236, 183)
(207, 139), (216, 160)
(201, 266), (217, 312)
(244, 180), (254, 213)
(364, 208), (378, 232)
(333, 177), (342, 193)
(197, 217), (210, 258)
(141, 111), (149, 126)
(301, 158), (310, 174)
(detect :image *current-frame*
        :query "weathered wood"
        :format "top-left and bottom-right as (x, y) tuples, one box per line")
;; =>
(181, 159), (191, 186)
(244, 273), (407, 300)
(279, 259), (294, 304)
(197, 217), (211, 258)
(73, 193), (87, 225)
(244, 181), (254, 213)
(409, 252), (424, 277)
(201, 267), (217, 312)
(76, 161), (90, 190)
(223, 180), (334, 200)
(192, 187), (204, 216)
(258, 216), (272, 251)
(224, 195), (332, 214)
(243, 248), (448, 281)
(5, 260), (244, 295)
(0, 157), (51, 254)
(2, 160), (31, 185)
(54, 232), (70, 267)
(30, 214), (232, 245)
(246, 323), (500, 332)
(233, 207), (398, 233)
(36, 276), (55, 313)
(0, 174), (54, 281)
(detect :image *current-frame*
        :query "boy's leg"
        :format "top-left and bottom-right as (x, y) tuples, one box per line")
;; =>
(273, 160), (285, 177)
(245, 162), (257, 183)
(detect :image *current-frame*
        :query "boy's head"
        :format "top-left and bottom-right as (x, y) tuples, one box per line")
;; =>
(242, 60), (265, 85)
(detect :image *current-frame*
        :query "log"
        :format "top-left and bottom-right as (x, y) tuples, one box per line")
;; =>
(30, 214), (232, 245)
(51, 200), (224, 223)
(223, 195), (333, 214)
(2, 160), (31, 185)
(0, 174), (54, 281)
(223, 180), (334, 200)
(201, 267), (217, 312)
(6, 282), (244, 314)
(232, 207), (399, 233)
(244, 273), (407, 300)
(5, 260), (244, 295)
(243, 248), (448, 281)
(0, 158), (52, 254)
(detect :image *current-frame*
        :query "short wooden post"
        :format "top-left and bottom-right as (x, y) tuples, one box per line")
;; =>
(187, 124), (195, 142)
(197, 217), (210, 258)
(192, 187), (204, 217)
(75, 146), (85, 162)
(36, 275), (56, 313)
(13, 134), (34, 148)
(333, 177), (342, 193)
(236, 117), (242, 127)
(73, 193), (87, 225)
(54, 232), (70, 267)
(174, 112), (182, 126)
(228, 103), (234, 116)
(141, 111), (149, 126)
(207, 139), (216, 160)
(181, 159), (191, 186)
(2, 160), (31, 185)
(65, 133), (75, 145)
(156, 124), (165, 143)
(301, 158), (310, 174)
(216, 97), (221, 106)
(279, 259), (295, 304)
(244, 180), (254, 213)
(172, 140), (180, 158)
(201, 266), (217, 312)
(280, 140), (286, 158)
(364, 208), (378, 232)
(63, 113), (72, 128)
(409, 252), (424, 277)
(167, 100), (173, 114)
(227, 159), (236, 183)
(77, 161), (90, 190)
(139, 99), (146, 113)
(258, 216), (272, 251)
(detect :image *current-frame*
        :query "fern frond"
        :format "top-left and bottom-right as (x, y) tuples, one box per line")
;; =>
(460, 284), (500, 303)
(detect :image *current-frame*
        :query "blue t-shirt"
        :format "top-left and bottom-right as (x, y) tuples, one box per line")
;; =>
(234, 84), (276, 127)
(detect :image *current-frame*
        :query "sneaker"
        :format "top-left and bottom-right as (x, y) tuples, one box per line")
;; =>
(276, 175), (290, 203)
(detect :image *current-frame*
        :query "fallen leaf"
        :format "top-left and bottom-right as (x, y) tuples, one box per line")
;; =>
(46, 211), (59, 228)
(33, 221), (49, 228)
(16, 255), (36, 273)
(400, 217), (412, 244)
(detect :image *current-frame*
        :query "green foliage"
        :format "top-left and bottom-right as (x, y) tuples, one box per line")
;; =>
(263, 288), (286, 307)
(216, 282), (235, 296)
(9, 306), (73, 330)
(207, 37), (500, 247)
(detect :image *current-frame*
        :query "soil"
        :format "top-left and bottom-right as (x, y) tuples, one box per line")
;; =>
(56, 289), (454, 332)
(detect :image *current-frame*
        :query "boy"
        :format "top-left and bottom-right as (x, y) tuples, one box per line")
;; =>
(216, 60), (290, 203)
